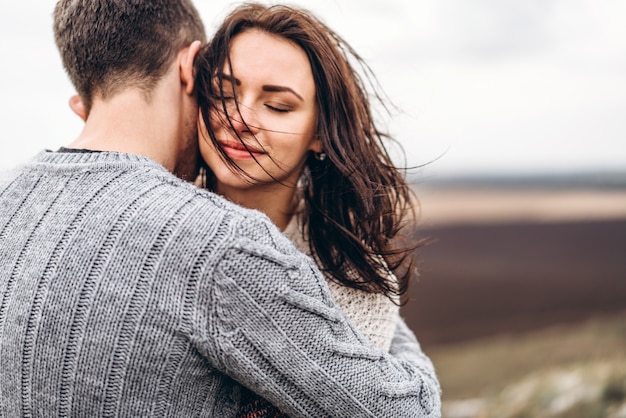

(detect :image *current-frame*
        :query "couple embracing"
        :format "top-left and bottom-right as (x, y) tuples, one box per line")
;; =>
(0, 1), (441, 417)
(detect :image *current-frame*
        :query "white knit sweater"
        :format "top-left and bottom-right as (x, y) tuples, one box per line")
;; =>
(283, 211), (399, 352)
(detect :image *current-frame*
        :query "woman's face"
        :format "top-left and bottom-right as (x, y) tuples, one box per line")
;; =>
(199, 29), (320, 193)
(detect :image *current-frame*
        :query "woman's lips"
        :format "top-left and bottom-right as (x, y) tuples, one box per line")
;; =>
(219, 141), (265, 160)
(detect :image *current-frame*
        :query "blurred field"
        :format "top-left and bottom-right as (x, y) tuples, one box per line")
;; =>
(400, 184), (626, 417)
(415, 188), (626, 226)
(430, 312), (626, 417)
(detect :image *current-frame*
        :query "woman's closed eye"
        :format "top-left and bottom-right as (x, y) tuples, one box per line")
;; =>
(265, 102), (292, 113)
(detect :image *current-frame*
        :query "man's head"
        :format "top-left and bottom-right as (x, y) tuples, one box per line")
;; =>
(53, 0), (206, 113)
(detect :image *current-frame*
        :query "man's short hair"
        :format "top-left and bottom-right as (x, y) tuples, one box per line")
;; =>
(54, 0), (206, 111)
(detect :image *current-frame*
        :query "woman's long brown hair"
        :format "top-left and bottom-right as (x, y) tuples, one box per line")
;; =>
(195, 3), (423, 303)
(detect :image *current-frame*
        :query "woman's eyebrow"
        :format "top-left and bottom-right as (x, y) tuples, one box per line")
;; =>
(262, 85), (304, 101)
(216, 73), (304, 101)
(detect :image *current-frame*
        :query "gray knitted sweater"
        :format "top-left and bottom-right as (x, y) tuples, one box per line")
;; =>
(0, 151), (441, 417)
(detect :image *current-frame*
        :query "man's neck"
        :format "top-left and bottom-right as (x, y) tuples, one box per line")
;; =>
(68, 90), (179, 171)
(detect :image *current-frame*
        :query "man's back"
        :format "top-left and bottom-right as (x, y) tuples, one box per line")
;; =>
(0, 151), (254, 416)
(0, 150), (441, 417)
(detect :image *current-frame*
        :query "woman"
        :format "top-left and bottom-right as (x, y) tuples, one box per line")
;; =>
(196, 1), (422, 349)
(194, 4), (425, 415)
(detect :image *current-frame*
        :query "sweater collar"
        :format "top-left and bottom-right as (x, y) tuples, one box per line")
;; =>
(30, 149), (169, 175)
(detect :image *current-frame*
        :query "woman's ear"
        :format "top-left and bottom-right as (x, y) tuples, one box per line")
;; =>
(69, 95), (87, 121)
(308, 136), (323, 153)
(180, 40), (202, 95)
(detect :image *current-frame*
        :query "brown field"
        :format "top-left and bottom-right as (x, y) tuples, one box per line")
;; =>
(398, 188), (626, 416)
(413, 188), (626, 227)
(402, 188), (626, 346)
(402, 218), (626, 346)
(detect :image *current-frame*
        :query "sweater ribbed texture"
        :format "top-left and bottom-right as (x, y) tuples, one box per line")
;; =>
(0, 150), (441, 417)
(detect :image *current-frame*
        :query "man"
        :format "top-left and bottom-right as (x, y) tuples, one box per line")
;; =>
(0, 1), (440, 416)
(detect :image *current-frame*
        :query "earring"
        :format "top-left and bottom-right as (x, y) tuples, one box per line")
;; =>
(314, 152), (327, 161)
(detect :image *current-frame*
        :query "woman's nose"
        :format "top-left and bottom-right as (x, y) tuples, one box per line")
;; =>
(229, 102), (260, 135)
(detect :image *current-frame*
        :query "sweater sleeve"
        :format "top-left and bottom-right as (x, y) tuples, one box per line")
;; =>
(390, 318), (441, 390)
(197, 235), (441, 418)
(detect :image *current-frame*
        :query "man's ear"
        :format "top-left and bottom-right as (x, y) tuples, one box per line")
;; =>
(69, 95), (87, 121)
(180, 40), (202, 95)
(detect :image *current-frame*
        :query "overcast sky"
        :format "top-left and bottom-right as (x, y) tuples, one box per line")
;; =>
(1, 0), (625, 177)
